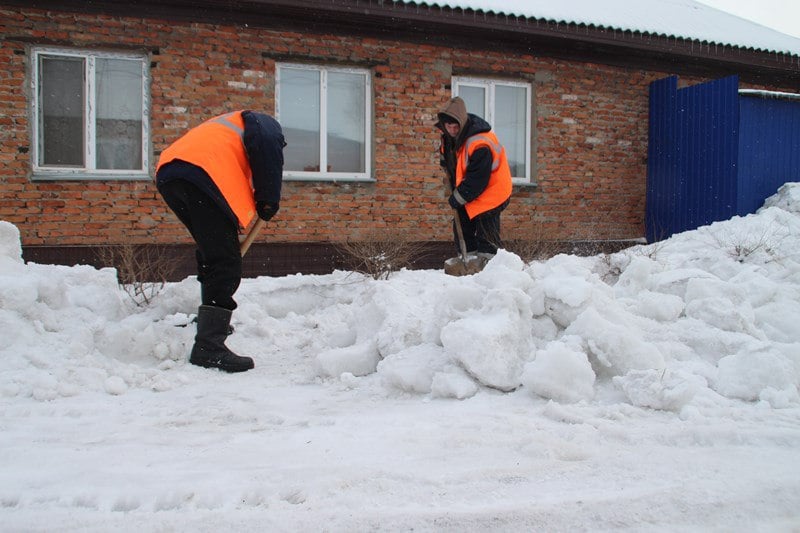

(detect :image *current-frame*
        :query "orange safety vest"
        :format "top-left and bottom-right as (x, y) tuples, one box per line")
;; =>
(157, 111), (255, 228)
(456, 131), (513, 219)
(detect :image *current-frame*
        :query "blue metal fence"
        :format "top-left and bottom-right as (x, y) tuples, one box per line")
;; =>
(646, 75), (800, 242)
(738, 95), (800, 215)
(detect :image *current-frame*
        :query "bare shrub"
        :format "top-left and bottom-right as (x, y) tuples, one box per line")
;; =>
(502, 224), (563, 263)
(708, 222), (788, 264)
(95, 243), (176, 306)
(337, 229), (427, 280)
(504, 237), (561, 262)
(595, 241), (658, 285)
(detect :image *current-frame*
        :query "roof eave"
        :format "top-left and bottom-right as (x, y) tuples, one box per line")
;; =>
(6, 0), (800, 85)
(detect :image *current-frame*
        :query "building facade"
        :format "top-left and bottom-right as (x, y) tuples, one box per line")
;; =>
(1, 0), (798, 275)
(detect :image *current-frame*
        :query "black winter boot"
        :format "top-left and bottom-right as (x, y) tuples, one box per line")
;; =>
(189, 305), (254, 373)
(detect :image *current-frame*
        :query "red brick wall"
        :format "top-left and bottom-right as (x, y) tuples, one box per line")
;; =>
(0, 6), (790, 248)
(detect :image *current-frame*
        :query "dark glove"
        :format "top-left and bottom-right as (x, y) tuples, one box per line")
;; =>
(256, 201), (279, 221)
(448, 194), (462, 210)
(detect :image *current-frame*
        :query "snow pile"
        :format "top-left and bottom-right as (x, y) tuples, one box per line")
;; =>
(2, 185), (800, 530)
(2, 186), (800, 407)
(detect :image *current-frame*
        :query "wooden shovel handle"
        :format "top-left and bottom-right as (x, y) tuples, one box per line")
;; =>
(452, 207), (469, 261)
(239, 218), (266, 257)
(443, 173), (470, 262)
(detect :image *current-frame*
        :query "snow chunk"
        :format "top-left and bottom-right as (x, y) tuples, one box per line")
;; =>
(530, 314), (560, 349)
(760, 182), (800, 214)
(754, 300), (800, 343)
(0, 274), (38, 310)
(613, 369), (706, 411)
(105, 376), (129, 396)
(614, 255), (658, 297)
(315, 340), (381, 378)
(635, 290), (684, 322)
(441, 289), (532, 391)
(567, 306), (664, 376)
(541, 275), (594, 308)
(430, 368), (479, 400)
(474, 249), (531, 291)
(377, 343), (446, 394)
(649, 268), (719, 299)
(714, 350), (799, 404)
(532, 254), (611, 328)
(0, 220), (23, 268)
(521, 336), (595, 403)
(759, 386), (800, 409)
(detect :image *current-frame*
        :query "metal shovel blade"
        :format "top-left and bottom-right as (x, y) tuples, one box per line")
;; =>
(444, 253), (486, 276)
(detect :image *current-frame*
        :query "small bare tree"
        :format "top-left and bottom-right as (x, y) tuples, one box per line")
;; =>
(96, 243), (176, 306)
(337, 229), (427, 280)
(707, 222), (788, 264)
(502, 223), (563, 263)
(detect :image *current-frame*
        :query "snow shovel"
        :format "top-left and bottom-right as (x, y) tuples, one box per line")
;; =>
(443, 179), (485, 277)
(239, 218), (265, 257)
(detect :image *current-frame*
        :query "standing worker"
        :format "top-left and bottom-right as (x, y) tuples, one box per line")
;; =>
(435, 97), (512, 263)
(156, 111), (285, 373)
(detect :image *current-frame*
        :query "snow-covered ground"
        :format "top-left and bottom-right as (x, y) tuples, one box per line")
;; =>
(2, 184), (800, 532)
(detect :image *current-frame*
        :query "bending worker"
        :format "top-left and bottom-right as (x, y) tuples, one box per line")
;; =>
(156, 110), (285, 373)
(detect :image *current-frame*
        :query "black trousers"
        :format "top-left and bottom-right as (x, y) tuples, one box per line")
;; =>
(157, 180), (242, 310)
(453, 202), (506, 254)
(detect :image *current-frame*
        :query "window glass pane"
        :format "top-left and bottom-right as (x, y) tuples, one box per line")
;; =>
(495, 85), (527, 178)
(327, 71), (365, 173)
(280, 68), (320, 172)
(39, 55), (84, 166)
(96, 58), (143, 170)
(458, 85), (485, 119)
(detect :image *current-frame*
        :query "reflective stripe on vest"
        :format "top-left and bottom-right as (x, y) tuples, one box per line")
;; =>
(157, 111), (256, 228)
(456, 131), (512, 220)
(211, 112), (245, 138)
(463, 134), (503, 171)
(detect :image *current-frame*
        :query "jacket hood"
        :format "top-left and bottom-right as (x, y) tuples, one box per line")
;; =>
(435, 97), (468, 133)
(462, 113), (492, 138)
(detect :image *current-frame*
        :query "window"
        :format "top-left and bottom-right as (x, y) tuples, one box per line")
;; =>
(31, 47), (150, 179)
(453, 77), (532, 182)
(276, 63), (372, 180)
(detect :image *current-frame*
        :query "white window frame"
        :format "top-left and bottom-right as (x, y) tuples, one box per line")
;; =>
(30, 47), (151, 180)
(276, 63), (372, 181)
(453, 77), (532, 183)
